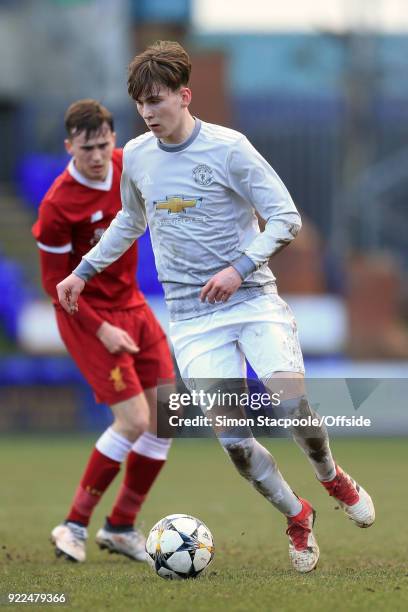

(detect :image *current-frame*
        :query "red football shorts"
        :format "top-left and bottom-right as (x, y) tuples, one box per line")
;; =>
(56, 303), (175, 405)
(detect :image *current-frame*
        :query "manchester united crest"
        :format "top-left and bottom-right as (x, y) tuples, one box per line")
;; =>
(193, 164), (214, 186)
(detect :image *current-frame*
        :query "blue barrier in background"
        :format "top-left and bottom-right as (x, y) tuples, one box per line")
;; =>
(16, 153), (69, 209)
(0, 255), (38, 339)
(0, 355), (82, 386)
(136, 231), (163, 295)
(0, 356), (112, 431)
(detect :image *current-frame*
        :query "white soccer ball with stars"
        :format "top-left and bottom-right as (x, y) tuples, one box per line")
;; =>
(146, 514), (214, 580)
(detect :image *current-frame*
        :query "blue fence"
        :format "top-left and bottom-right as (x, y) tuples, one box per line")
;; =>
(0, 255), (38, 340)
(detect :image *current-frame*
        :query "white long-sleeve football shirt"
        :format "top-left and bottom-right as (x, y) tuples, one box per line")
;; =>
(76, 119), (301, 321)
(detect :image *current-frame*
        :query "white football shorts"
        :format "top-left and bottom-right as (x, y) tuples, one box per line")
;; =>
(169, 294), (305, 380)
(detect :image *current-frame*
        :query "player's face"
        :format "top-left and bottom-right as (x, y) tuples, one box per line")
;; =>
(65, 122), (116, 181)
(136, 86), (192, 144)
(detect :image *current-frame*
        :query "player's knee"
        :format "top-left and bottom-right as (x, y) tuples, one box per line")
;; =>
(220, 437), (278, 484)
(220, 436), (253, 452)
(278, 396), (330, 459)
(113, 413), (150, 442)
(111, 394), (151, 441)
(219, 437), (255, 475)
(275, 395), (310, 419)
(277, 396), (325, 433)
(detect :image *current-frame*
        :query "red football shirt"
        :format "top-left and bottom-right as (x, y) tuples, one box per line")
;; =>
(32, 149), (145, 333)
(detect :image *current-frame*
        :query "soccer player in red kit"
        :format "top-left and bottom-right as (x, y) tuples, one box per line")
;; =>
(32, 99), (175, 563)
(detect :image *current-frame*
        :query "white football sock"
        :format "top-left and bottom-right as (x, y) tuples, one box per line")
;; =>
(220, 437), (302, 517)
(95, 427), (132, 462)
(132, 432), (172, 460)
(281, 397), (336, 482)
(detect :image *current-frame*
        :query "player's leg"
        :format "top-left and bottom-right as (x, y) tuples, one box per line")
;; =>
(97, 308), (175, 559)
(90, 392), (156, 561)
(51, 310), (148, 562)
(52, 392), (149, 562)
(106, 389), (170, 528)
(170, 309), (317, 572)
(232, 295), (322, 571)
(216, 381), (319, 573)
(181, 348), (303, 516)
(97, 389), (172, 560)
(265, 373), (337, 482)
(241, 294), (375, 529)
(265, 373), (375, 527)
(69, 392), (148, 528)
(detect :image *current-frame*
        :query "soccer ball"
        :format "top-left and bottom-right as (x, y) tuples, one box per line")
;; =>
(146, 514), (214, 580)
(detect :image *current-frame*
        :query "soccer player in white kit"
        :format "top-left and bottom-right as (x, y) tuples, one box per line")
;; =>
(57, 41), (375, 573)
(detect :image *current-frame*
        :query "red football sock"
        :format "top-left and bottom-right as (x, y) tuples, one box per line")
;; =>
(108, 451), (165, 527)
(66, 448), (121, 526)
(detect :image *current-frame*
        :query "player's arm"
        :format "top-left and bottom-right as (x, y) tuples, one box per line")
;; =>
(33, 204), (105, 333)
(40, 257), (138, 354)
(227, 135), (301, 277)
(34, 206), (139, 354)
(37, 250), (101, 332)
(57, 161), (147, 314)
(201, 136), (301, 303)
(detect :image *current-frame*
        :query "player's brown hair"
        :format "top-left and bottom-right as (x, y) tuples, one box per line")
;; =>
(64, 99), (114, 139)
(127, 40), (191, 101)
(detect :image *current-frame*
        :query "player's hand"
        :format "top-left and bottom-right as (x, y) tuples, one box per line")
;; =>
(57, 273), (85, 315)
(200, 266), (242, 304)
(96, 321), (140, 354)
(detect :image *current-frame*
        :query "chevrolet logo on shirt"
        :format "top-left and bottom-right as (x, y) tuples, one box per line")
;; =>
(154, 195), (202, 214)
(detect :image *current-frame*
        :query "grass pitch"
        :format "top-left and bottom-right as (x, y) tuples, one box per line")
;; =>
(0, 436), (407, 611)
